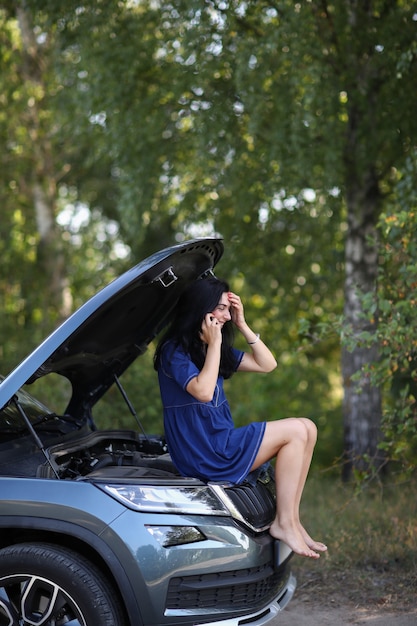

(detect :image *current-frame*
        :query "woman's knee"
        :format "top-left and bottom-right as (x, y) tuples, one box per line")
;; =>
(276, 417), (311, 445)
(284, 417), (317, 446)
(299, 417), (317, 444)
(263, 417), (316, 448)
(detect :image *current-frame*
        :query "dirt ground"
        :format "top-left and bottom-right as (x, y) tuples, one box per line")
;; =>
(275, 597), (417, 625)
(272, 565), (417, 625)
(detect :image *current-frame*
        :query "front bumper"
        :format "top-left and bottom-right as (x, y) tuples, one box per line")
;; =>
(193, 573), (296, 626)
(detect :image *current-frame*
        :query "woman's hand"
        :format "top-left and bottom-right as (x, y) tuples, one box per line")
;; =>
(200, 313), (222, 346)
(188, 313), (222, 402)
(227, 292), (246, 329)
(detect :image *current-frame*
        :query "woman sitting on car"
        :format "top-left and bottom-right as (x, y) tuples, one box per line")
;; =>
(154, 277), (326, 559)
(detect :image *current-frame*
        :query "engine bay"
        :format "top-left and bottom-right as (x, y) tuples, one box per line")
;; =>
(40, 430), (179, 480)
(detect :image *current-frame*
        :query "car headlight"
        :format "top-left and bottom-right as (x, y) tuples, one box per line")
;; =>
(97, 483), (230, 516)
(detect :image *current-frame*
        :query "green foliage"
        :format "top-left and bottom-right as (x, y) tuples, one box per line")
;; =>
(374, 175), (417, 474)
(338, 154), (417, 475)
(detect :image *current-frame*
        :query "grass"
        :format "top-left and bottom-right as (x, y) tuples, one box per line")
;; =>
(292, 472), (417, 609)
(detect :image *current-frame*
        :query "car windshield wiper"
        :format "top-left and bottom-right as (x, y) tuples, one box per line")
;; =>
(32, 412), (82, 428)
(8, 413), (79, 436)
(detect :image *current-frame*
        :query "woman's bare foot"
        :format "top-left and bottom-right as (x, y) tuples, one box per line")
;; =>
(300, 526), (327, 552)
(269, 520), (320, 559)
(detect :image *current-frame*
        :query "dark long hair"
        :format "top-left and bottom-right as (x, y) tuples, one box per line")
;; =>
(154, 277), (239, 379)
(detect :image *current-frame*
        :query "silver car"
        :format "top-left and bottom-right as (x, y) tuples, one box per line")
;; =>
(0, 238), (296, 626)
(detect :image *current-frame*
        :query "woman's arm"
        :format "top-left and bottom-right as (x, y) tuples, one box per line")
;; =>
(238, 335), (277, 373)
(228, 292), (277, 373)
(186, 313), (222, 402)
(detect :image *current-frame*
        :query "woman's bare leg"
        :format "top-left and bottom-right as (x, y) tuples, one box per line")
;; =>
(293, 419), (327, 552)
(251, 418), (326, 559)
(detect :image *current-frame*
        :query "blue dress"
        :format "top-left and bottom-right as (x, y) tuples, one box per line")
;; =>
(157, 341), (266, 484)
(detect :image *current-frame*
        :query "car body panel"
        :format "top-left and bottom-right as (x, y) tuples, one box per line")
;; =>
(0, 476), (293, 626)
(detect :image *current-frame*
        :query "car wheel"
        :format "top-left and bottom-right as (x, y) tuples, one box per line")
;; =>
(0, 543), (126, 626)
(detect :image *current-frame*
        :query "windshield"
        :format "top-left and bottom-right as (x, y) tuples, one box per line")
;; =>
(0, 384), (53, 433)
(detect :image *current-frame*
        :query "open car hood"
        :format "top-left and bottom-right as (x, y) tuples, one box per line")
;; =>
(0, 238), (223, 416)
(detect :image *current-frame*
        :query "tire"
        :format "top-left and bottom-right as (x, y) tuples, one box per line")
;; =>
(0, 543), (126, 626)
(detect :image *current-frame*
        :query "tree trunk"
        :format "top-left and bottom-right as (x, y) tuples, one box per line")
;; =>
(17, 6), (72, 325)
(341, 171), (384, 481)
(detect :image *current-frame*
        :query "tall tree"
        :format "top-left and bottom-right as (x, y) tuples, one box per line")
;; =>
(306, 2), (416, 478)
(0, 2), (123, 364)
(3, 4), (71, 324)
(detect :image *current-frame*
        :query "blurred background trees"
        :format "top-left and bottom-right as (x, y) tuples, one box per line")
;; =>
(1, 0), (416, 480)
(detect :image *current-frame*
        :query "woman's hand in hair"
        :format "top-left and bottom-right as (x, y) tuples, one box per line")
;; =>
(227, 292), (246, 329)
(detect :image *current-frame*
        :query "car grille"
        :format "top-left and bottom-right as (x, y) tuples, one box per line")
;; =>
(224, 474), (276, 530)
(166, 562), (288, 611)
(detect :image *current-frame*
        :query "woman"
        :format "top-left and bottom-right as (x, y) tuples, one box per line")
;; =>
(154, 277), (326, 559)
